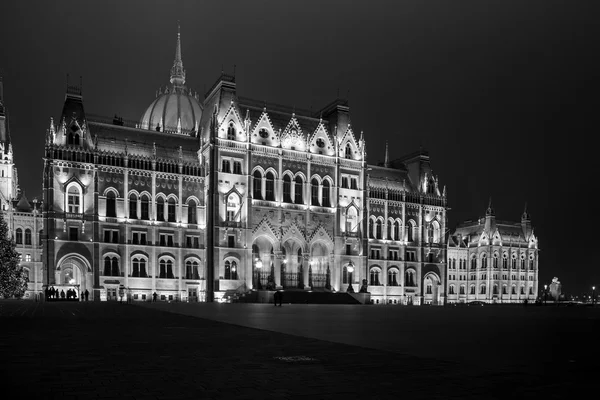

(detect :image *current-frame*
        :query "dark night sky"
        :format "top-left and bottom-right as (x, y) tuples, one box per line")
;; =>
(0, 0), (595, 295)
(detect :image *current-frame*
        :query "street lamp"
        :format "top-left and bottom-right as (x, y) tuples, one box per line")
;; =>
(346, 264), (355, 293)
(255, 259), (263, 290)
(593, 286), (596, 305)
(544, 284), (548, 305)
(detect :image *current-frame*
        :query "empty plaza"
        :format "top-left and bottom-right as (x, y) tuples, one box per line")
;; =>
(1, 301), (597, 399)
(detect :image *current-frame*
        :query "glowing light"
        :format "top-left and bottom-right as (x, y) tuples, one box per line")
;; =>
(256, 260), (263, 269)
(347, 265), (355, 273)
(69, 279), (75, 284)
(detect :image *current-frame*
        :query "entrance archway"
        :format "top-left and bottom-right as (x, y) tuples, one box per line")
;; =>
(423, 272), (441, 305)
(55, 255), (92, 299)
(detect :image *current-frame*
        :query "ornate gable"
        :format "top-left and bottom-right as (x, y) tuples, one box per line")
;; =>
(218, 101), (246, 142)
(280, 115), (306, 151)
(281, 220), (307, 248)
(308, 223), (334, 245)
(252, 217), (280, 242)
(338, 125), (360, 160)
(492, 229), (503, 246)
(308, 120), (334, 156)
(251, 110), (279, 147)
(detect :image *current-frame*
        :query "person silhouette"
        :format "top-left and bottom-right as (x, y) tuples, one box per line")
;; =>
(84, 289), (89, 301)
(60, 290), (66, 299)
(153, 292), (158, 302)
(81, 292), (84, 301)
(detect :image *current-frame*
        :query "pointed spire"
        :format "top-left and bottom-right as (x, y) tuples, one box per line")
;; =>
(522, 202), (530, 221)
(384, 141), (389, 167)
(170, 22), (186, 88)
(486, 197), (494, 216)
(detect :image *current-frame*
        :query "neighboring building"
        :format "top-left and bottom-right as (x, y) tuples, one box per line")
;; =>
(5, 29), (448, 303)
(0, 76), (44, 300)
(446, 202), (539, 304)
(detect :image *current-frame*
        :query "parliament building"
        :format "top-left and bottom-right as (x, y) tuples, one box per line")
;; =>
(0, 28), (536, 304)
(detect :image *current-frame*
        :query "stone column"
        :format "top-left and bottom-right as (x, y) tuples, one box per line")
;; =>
(303, 253), (310, 289)
(274, 251), (282, 289)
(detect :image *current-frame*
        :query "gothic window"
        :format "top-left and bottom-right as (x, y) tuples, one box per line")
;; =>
(427, 224), (433, 244)
(481, 253), (487, 268)
(502, 254), (508, 269)
(283, 175), (292, 203)
(264, 172), (275, 201)
(259, 128), (269, 139)
(322, 180), (331, 207)
(294, 176), (303, 204)
(459, 285), (465, 295)
(520, 286), (525, 295)
(511, 285), (516, 295)
(529, 259), (534, 270)
(103, 256), (119, 276)
(448, 285), (455, 295)
(186, 260), (200, 280)
(227, 194), (240, 222)
(24, 229), (31, 245)
(227, 123), (236, 140)
(387, 221), (392, 240)
(341, 176), (348, 189)
(128, 194), (137, 219)
(159, 259), (174, 279)
(316, 138), (325, 148)
(132, 257), (146, 277)
(480, 284), (486, 295)
(426, 279), (432, 294)
(493, 254), (498, 269)
(368, 218), (374, 238)
(67, 186), (81, 213)
(156, 197), (165, 221)
(427, 178), (435, 194)
(520, 258), (525, 270)
(188, 200), (197, 224)
(394, 221), (400, 241)
(224, 260), (238, 280)
(346, 207), (358, 233)
(167, 198), (176, 222)
(311, 178), (320, 206)
(141, 195), (150, 220)
(253, 170), (263, 200)
(376, 220), (382, 239)
(511, 254), (517, 269)
(493, 285), (498, 295)
(15, 228), (23, 245)
(387, 268), (399, 286)
(405, 269), (415, 286)
(502, 285), (507, 295)
(407, 221), (414, 242)
(471, 256), (477, 270)
(106, 191), (116, 218)
(470, 285), (476, 295)
(345, 143), (352, 159)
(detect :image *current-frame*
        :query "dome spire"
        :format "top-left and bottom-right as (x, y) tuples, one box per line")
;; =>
(170, 22), (186, 88)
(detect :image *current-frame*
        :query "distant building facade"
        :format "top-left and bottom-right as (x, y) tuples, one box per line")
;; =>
(3, 30), (449, 303)
(446, 203), (539, 304)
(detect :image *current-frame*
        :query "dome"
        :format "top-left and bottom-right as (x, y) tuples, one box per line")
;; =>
(140, 90), (202, 134)
(139, 25), (202, 135)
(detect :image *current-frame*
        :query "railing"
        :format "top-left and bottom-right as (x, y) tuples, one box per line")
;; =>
(282, 272), (300, 289)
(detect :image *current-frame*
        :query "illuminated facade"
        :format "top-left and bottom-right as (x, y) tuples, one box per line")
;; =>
(446, 203), (539, 304)
(4, 29), (449, 303)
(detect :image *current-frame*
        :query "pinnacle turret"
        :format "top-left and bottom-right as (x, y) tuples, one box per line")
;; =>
(170, 23), (186, 88)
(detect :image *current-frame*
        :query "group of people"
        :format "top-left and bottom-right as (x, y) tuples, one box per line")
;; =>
(45, 286), (89, 301)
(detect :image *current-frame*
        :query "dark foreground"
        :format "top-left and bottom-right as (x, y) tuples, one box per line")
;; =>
(1, 301), (597, 399)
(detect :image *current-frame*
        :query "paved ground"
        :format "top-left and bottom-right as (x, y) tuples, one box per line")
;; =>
(0, 301), (597, 399)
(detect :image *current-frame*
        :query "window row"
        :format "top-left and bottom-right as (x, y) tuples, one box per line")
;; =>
(252, 171), (333, 207)
(367, 220), (441, 243)
(448, 284), (534, 295)
(15, 228), (42, 246)
(103, 256), (202, 280)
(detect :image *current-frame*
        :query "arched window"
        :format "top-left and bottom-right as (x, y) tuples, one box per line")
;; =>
(294, 176), (303, 204)
(493, 284), (498, 295)
(224, 260), (238, 280)
(342, 265), (353, 284)
(502, 285), (508, 295)
(227, 122), (236, 140)
(460, 285), (465, 295)
(15, 228), (23, 245)
(502, 254), (508, 269)
(511, 254), (517, 269)
(393, 221), (400, 241)
(368, 218), (374, 238)
(311, 178), (319, 206)
(369, 268), (381, 286)
(405, 269), (415, 286)
(407, 221), (414, 242)
(511, 285), (516, 295)
(322, 180), (331, 207)
(227, 194), (240, 222)
(376, 220), (382, 239)
(470, 285), (476, 295)
(24, 229), (32, 245)
(480, 284), (486, 295)
(67, 186), (80, 213)
(132, 257), (146, 277)
(427, 178), (435, 194)
(167, 198), (176, 222)
(253, 170), (262, 199)
(427, 224), (434, 244)
(129, 193), (138, 219)
(345, 143), (352, 159)
(159, 259), (174, 279)
(140, 195), (150, 220)
(481, 253), (487, 268)
(448, 285), (455, 295)
(520, 257), (525, 270)
(283, 175), (292, 203)
(104, 257), (111, 276)
(106, 191), (116, 217)
(529, 259), (534, 270)
(471, 256), (477, 269)
(112, 257), (119, 276)
(493, 254), (498, 269)
(426, 279), (432, 294)
(265, 172), (275, 201)
(387, 221), (392, 240)
(346, 207), (358, 233)
(387, 268), (398, 286)
(23, 268), (30, 281)
(159, 260), (166, 278)
(156, 197), (165, 221)
(188, 200), (197, 224)
(186, 260), (200, 279)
